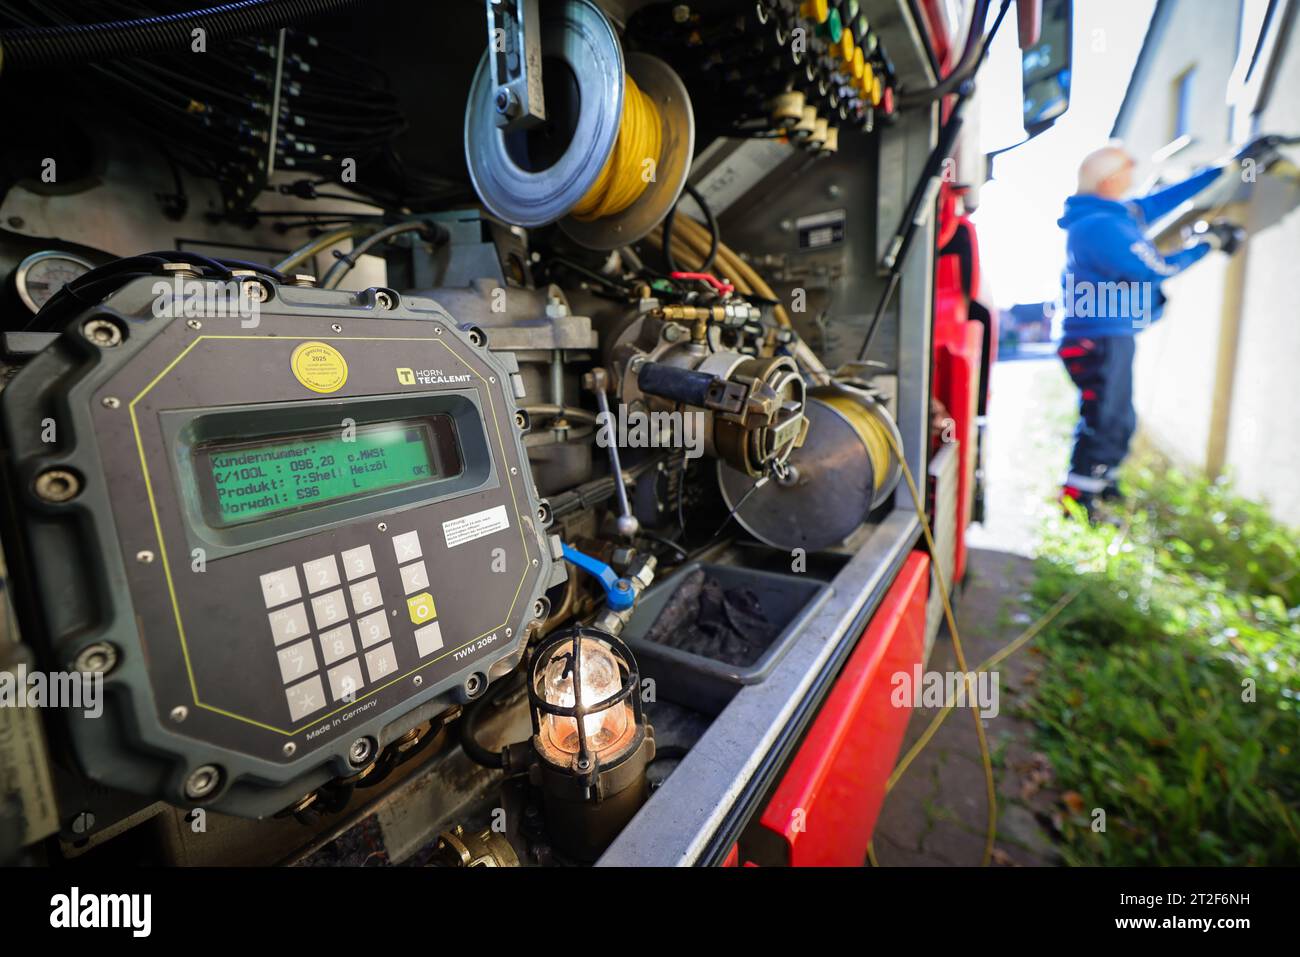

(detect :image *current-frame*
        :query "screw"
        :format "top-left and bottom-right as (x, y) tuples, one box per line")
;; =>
(70, 811), (95, 835)
(413, 675), (423, 687)
(505, 628), (513, 638)
(184, 765), (221, 800)
(34, 469), (80, 503)
(136, 550), (155, 563)
(291, 274), (317, 287)
(82, 318), (123, 347)
(7, 216), (25, 229)
(74, 642), (117, 676)
(464, 674), (484, 697)
(187, 319), (202, 330)
(161, 262), (198, 277)
(374, 290), (394, 310)
(377, 522), (388, 532)
(283, 742), (297, 757)
(348, 737), (375, 766)
(101, 396), (120, 409)
(534, 600), (546, 618)
(170, 706), (188, 722)
(331, 323), (343, 333)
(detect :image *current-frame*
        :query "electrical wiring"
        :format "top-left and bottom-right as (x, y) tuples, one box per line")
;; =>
(273, 223), (377, 273)
(319, 219), (441, 289)
(0, 1), (440, 214)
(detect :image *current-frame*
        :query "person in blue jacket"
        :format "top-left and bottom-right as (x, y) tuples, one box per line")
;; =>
(1055, 144), (1248, 514)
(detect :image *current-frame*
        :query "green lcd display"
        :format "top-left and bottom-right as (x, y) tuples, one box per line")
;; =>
(196, 417), (460, 527)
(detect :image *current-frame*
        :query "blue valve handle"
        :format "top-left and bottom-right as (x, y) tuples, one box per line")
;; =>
(561, 542), (635, 611)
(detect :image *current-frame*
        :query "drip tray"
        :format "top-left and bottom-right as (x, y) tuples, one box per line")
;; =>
(622, 562), (832, 716)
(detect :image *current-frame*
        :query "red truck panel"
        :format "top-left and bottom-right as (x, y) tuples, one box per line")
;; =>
(756, 552), (931, 866)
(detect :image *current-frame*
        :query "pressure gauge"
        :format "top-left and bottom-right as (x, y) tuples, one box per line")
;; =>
(14, 250), (94, 314)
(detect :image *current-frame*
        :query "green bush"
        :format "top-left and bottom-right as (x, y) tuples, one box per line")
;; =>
(1028, 460), (1300, 865)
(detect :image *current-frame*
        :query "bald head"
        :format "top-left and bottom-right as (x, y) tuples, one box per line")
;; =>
(1078, 145), (1136, 199)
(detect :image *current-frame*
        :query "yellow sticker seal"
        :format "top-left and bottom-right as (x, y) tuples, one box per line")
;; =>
(290, 341), (349, 394)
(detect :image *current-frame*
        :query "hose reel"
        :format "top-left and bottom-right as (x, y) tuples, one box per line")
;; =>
(717, 384), (903, 552)
(464, 0), (694, 250)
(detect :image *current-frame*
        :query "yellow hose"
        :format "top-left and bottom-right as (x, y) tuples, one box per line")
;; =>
(877, 423), (999, 866)
(570, 73), (662, 221)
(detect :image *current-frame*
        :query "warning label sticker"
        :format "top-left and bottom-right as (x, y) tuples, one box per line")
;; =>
(442, 504), (510, 549)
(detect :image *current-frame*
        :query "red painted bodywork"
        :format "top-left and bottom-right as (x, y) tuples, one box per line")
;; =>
(755, 552), (930, 866)
(931, 186), (990, 582)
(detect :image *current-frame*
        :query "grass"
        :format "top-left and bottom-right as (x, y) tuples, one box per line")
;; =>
(1026, 457), (1300, 865)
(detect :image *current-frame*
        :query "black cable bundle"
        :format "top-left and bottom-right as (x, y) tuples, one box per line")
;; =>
(0, 0), (462, 213)
(0, 0), (362, 70)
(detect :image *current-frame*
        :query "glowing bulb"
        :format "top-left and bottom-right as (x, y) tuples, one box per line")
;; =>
(541, 638), (629, 754)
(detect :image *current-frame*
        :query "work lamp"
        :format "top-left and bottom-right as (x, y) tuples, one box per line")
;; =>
(527, 626), (654, 860)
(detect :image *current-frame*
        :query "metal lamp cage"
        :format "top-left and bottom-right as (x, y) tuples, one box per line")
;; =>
(527, 626), (645, 774)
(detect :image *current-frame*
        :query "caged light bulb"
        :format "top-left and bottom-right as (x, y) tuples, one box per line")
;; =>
(541, 637), (629, 754)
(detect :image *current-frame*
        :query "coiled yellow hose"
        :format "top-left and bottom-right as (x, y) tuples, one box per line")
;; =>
(818, 391), (894, 495)
(569, 73), (662, 221)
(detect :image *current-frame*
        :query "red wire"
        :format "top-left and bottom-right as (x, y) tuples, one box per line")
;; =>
(670, 271), (735, 296)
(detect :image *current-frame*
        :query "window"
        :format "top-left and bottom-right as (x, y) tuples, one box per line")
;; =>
(1172, 66), (1197, 141)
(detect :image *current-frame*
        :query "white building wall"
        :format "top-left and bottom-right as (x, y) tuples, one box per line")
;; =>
(1223, 38), (1300, 523)
(1114, 1), (1300, 524)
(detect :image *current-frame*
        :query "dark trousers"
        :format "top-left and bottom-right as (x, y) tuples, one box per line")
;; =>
(1057, 335), (1136, 493)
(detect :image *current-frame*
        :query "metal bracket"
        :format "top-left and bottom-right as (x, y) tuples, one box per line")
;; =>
(487, 0), (546, 131)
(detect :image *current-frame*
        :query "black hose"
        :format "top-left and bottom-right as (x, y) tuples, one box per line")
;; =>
(662, 183), (719, 274)
(456, 672), (528, 770)
(0, 0), (365, 72)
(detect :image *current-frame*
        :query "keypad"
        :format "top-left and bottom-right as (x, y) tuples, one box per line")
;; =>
(261, 527), (447, 727)
(303, 555), (341, 594)
(399, 561), (429, 595)
(311, 589), (347, 629)
(319, 623), (356, 666)
(414, 622), (443, 657)
(357, 610), (391, 649)
(392, 530), (422, 563)
(277, 639), (318, 684)
(349, 577), (383, 613)
(340, 544), (375, 581)
(365, 643), (398, 682)
(406, 592), (437, 625)
(267, 603), (309, 646)
(285, 676), (327, 722)
(327, 659), (365, 703)
(260, 567), (301, 608)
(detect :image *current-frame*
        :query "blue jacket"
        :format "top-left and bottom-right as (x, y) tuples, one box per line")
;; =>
(1057, 166), (1221, 337)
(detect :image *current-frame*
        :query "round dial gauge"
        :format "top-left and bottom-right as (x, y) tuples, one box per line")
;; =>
(14, 250), (94, 314)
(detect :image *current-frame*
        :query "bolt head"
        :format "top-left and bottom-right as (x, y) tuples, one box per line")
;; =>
(34, 469), (80, 503)
(495, 88), (519, 116)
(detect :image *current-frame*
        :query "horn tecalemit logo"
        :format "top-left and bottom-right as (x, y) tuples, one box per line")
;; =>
(396, 367), (416, 385)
